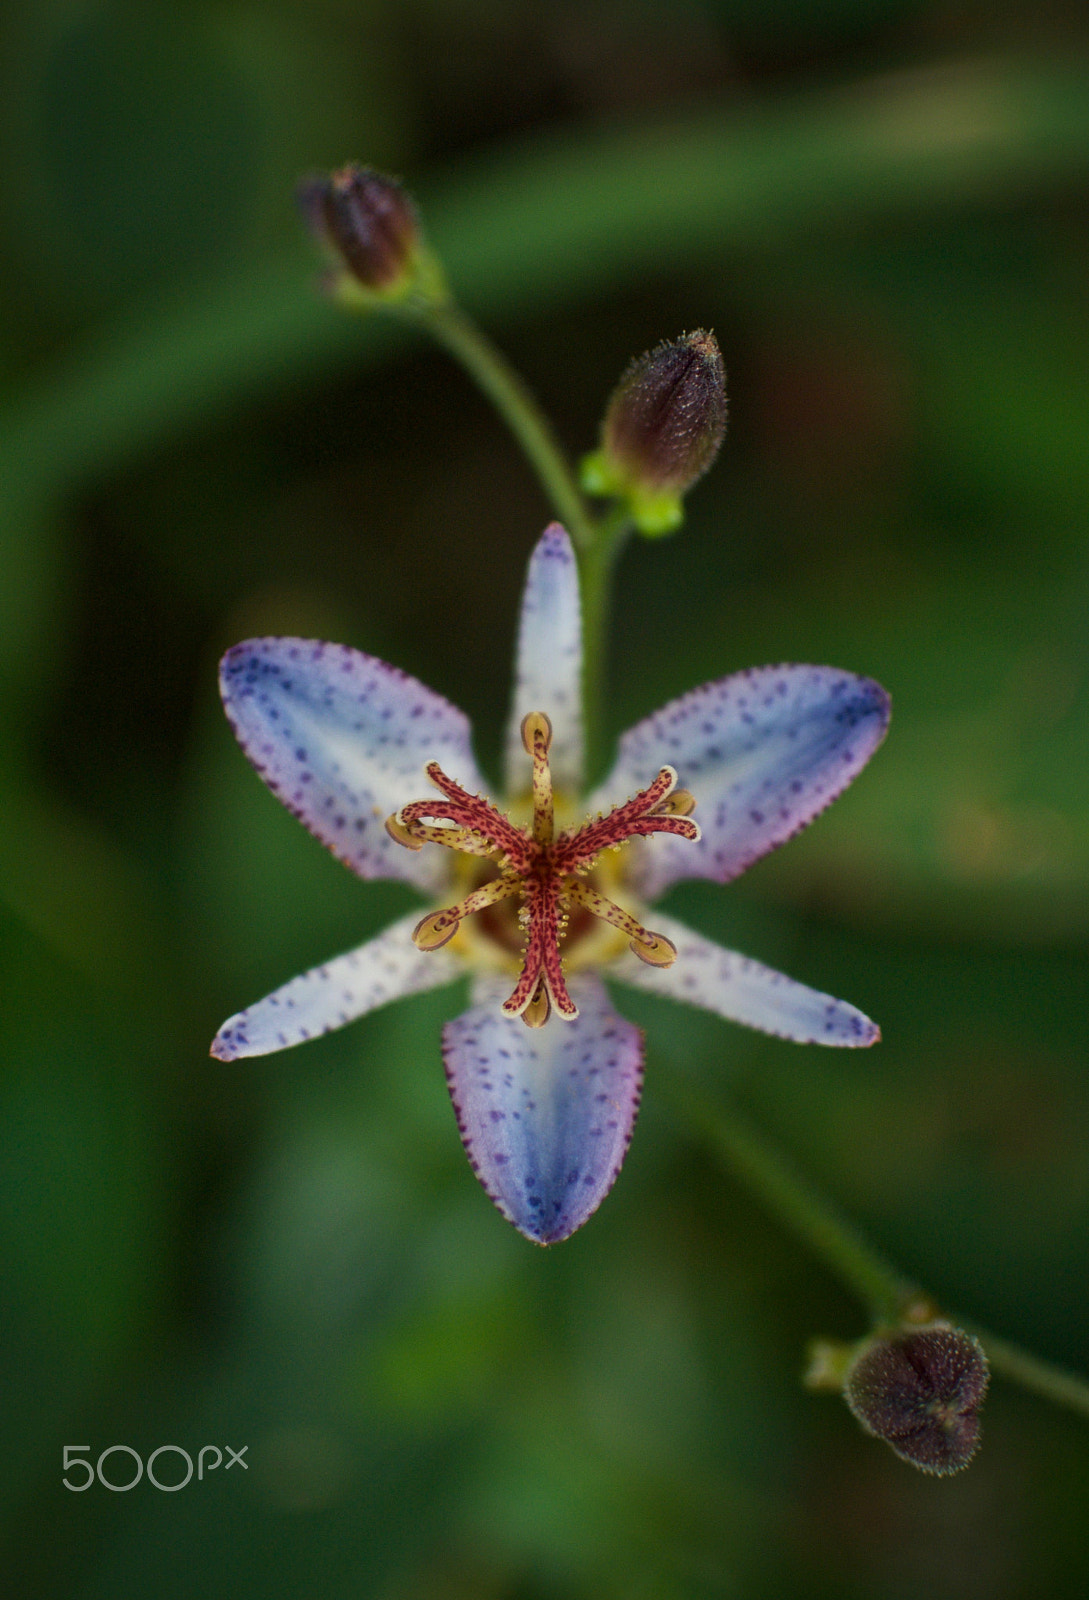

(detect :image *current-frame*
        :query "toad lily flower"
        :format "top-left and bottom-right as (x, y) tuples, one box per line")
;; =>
(212, 525), (889, 1243)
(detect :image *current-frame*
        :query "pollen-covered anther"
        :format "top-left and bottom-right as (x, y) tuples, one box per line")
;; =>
(413, 908), (461, 950)
(650, 788), (696, 818)
(520, 710), (553, 756)
(631, 931), (677, 967)
(522, 982), (551, 1028)
(385, 814), (423, 850)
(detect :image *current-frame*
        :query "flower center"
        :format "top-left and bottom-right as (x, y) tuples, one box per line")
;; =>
(385, 713), (700, 1027)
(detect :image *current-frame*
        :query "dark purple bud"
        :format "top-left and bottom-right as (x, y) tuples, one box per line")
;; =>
(297, 166), (420, 293)
(605, 329), (726, 494)
(845, 1324), (990, 1475)
(582, 330), (727, 534)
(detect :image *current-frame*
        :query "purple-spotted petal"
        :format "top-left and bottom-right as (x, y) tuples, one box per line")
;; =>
(592, 665), (890, 898)
(220, 638), (485, 893)
(608, 910), (880, 1046)
(211, 910), (462, 1060)
(504, 524), (584, 795)
(443, 974), (643, 1244)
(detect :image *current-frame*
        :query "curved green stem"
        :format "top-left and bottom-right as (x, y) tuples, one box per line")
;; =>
(403, 294), (633, 773)
(668, 1079), (915, 1326)
(412, 299), (596, 550)
(962, 1328), (1089, 1421)
(666, 1078), (1089, 1421)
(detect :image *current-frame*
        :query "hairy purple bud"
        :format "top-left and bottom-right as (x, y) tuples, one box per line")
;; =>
(583, 330), (726, 534)
(608, 329), (727, 491)
(298, 166), (422, 295)
(845, 1324), (990, 1475)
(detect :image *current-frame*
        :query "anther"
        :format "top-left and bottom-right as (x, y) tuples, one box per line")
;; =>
(520, 711), (552, 756)
(630, 931), (677, 967)
(522, 982), (551, 1028)
(563, 877), (676, 968)
(650, 788), (696, 818)
(385, 814), (423, 850)
(413, 908), (460, 950)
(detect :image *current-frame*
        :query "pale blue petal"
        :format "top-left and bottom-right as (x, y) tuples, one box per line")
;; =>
(609, 910), (880, 1046)
(443, 974), (643, 1243)
(211, 910), (462, 1060)
(220, 638), (485, 893)
(503, 524), (585, 795)
(591, 665), (890, 898)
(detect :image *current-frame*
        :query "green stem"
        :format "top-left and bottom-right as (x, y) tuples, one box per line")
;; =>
(666, 1078), (1089, 1420)
(404, 295), (633, 773)
(575, 504), (632, 779)
(963, 1328), (1089, 1421)
(413, 299), (596, 550)
(668, 1080), (914, 1325)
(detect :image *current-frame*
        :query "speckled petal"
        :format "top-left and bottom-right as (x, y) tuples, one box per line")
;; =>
(220, 638), (486, 892)
(504, 524), (584, 795)
(591, 665), (890, 898)
(609, 910), (880, 1046)
(443, 974), (643, 1243)
(211, 910), (461, 1060)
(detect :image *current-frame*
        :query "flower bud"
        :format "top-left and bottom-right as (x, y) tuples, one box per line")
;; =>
(844, 1323), (989, 1475)
(581, 330), (726, 535)
(297, 165), (438, 303)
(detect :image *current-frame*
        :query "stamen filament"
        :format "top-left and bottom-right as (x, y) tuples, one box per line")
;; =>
(520, 712), (554, 846)
(389, 816), (498, 855)
(562, 877), (677, 967)
(413, 876), (520, 951)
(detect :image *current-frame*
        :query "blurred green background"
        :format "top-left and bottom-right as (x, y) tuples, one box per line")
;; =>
(2, 0), (1088, 1595)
